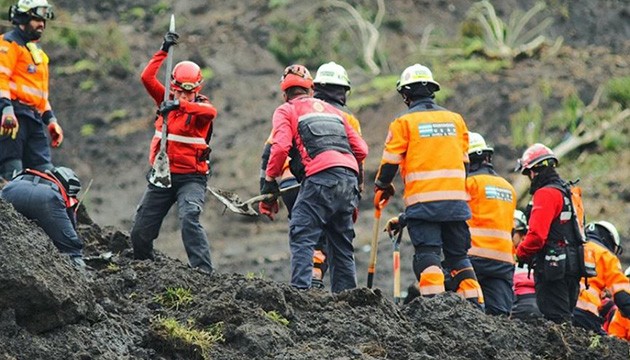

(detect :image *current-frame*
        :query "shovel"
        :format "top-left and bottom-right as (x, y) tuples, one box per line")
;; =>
(207, 183), (300, 216)
(391, 230), (403, 305)
(367, 193), (388, 289)
(148, 14), (176, 189)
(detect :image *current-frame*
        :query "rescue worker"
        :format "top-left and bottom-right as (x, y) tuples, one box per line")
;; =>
(573, 221), (630, 334)
(261, 64), (367, 293)
(259, 61), (364, 289)
(130, 31), (217, 274)
(1, 166), (84, 267)
(377, 64), (483, 307)
(465, 132), (516, 315)
(515, 143), (582, 324)
(608, 266), (630, 341)
(511, 209), (542, 320)
(0, 0), (63, 181)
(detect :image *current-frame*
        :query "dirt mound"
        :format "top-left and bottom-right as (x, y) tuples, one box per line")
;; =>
(1, 199), (628, 359)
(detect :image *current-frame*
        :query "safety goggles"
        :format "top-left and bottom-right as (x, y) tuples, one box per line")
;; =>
(282, 65), (311, 80)
(29, 6), (55, 20)
(173, 81), (200, 92)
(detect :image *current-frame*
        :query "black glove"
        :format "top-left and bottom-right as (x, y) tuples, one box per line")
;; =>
(384, 213), (407, 238)
(160, 31), (179, 52)
(374, 180), (395, 205)
(261, 179), (280, 202)
(159, 100), (180, 115)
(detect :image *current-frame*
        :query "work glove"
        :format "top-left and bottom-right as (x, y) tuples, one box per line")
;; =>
(159, 99), (180, 116)
(258, 201), (279, 221)
(384, 213), (407, 238)
(260, 179), (280, 200)
(374, 181), (395, 209)
(47, 121), (63, 147)
(160, 31), (179, 52)
(0, 106), (18, 140)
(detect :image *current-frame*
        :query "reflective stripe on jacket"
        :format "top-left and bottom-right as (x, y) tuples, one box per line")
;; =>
(0, 30), (51, 113)
(377, 99), (469, 207)
(466, 166), (517, 264)
(266, 96), (367, 179)
(141, 50), (217, 174)
(575, 240), (630, 315)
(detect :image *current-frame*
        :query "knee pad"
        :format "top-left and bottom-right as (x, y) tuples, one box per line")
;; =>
(413, 247), (445, 297)
(450, 265), (484, 306)
(312, 250), (327, 280)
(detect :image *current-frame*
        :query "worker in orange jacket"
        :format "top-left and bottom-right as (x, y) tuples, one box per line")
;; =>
(465, 132), (516, 315)
(0, 0), (63, 181)
(608, 266), (630, 341)
(378, 64), (483, 307)
(573, 221), (630, 334)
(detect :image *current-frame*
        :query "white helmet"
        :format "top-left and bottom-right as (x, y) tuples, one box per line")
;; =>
(313, 62), (351, 88)
(396, 64), (440, 92)
(513, 210), (528, 232)
(468, 132), (494, 155)
(625, 265), (630, 278)
(10, 0), (54, 23)
(586, 221), (622, 255)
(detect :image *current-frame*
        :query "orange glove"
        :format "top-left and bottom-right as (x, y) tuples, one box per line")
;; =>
(374, 182), (395, 210)
(259, 200), (279, 221)
(0, 106), (18, 140)
(48, 122), (63, 147)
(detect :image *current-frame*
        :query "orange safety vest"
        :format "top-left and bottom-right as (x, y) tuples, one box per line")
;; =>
(575, 241), (630, 316)
(466, 170), (517, 264)
(0, 31), (51, 113)
(379, 103), (469, 206)
(609, 310), (630, 340)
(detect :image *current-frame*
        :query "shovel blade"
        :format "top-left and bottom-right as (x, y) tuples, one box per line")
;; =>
(207, 187), (258, 216)
(149, 152), (172, 188)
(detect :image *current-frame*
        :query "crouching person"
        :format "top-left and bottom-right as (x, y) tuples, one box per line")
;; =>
(1, 166), (84, 267)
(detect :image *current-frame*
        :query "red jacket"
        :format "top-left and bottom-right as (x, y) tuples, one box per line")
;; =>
(513, 264), (536, 296)
(266, 95), (367, 179)
(141, 50), (217, 174)
(516, 187), (563, 262)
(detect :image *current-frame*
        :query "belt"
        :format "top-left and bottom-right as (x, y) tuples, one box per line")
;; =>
(18, 174), (57, 188)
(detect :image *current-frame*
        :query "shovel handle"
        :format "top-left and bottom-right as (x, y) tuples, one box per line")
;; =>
(367, 210), (382, 289)
(393, 240), (401, 304)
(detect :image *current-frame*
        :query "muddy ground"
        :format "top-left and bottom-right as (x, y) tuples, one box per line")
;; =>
(1, 0), (629, 359)
(1, 200), (629, 359)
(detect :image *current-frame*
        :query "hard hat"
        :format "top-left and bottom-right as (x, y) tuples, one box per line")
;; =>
(515, 143), (557, 174)
(586, 221), (622, 255)
(171, 61), (203, 92)
(468, 132), (494, 155)
(10, 0), (54, 24)
(280, 64), (313, 91)
(513, 209), (528, 232)
(396, 64), (440, 93)
(625, 266), (630, 278)
(313, 62), (350, 88)
(50, 167), (81, 198)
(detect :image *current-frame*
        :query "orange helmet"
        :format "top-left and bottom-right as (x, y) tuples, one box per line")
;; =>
(280, 64), (313, 91)
(515, 143), (557, 174)
(171, 61), (203, 92)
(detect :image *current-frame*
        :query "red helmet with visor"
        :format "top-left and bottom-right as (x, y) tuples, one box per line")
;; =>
(171, 61), (203, 92)
(280, 64), (313, 91)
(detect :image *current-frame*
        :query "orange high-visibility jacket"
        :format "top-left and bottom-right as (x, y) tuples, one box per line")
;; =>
(609, 310), (630, 340)
(466, 168), (517, 264)
(378, 102), (469, 206)
(575, 241), (630, 316)
(0, 30), (52, 113)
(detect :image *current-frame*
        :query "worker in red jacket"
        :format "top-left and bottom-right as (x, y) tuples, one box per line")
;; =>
(261, 64), (367, 293)
(130, 31), (217, 274)
(573, 221), (630, 334)
(511, 209), (542, 320)
(515, 144), (582, 324)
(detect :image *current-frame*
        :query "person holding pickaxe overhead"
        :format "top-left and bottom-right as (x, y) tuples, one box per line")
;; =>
(377, 64), (483, 307)
(130, 24), (218, 275)
(261, 64), (367, 293)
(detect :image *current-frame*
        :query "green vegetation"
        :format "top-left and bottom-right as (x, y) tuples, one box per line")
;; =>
(466, 0), (560, 60)
(510, 103), (544, 147)
(606, 76), (630, 108)
(80, 124), (95, 137)
(264, 310), (289, 326)
(588, 334), (601, 349)
(106, 263), (120, 272)
(107, 109), (128, 123)
(268, 17), (323, 67)
(245, 270), (265, 279)
(152, 317), (224, 360)
(154, 287), (194, 311)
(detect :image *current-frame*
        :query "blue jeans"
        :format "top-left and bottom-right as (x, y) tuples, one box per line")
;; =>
(0, 104), (53, 179)
(1, 175), (82, 256)
(289, 167), (359, 293)
(130, 173), (213, 273)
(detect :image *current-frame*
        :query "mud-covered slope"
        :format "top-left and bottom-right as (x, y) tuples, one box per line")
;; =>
(1, 199), (629, 360)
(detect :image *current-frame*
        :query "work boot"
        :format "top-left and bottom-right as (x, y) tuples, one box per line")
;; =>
(403, 283), (421, 304)
(311, 278), (325, 289)
(70, 256), (87, 269)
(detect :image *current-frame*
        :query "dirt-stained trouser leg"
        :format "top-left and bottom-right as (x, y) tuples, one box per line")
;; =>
(176, 176), (213, 274)
(130, 183), (175, 260)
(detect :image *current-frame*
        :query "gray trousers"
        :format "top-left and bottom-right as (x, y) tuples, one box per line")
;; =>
(130, 173), (212, 273)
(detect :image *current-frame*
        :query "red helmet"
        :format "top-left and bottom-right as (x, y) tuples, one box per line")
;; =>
(515, 143), (558, 174)
(280, 64), (313, 91)
(171, 61), (203, 92)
